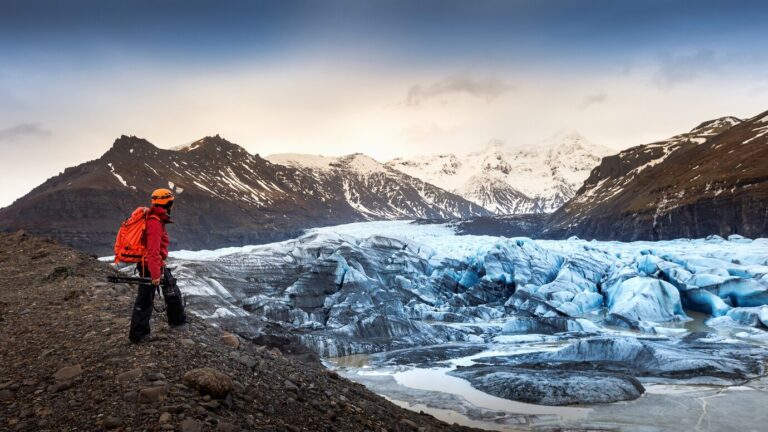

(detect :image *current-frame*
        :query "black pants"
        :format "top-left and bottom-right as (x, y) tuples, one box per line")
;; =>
(129, 266), (187, 342)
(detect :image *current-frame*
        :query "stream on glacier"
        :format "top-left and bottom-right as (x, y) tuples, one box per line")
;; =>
(162, 220), (768, 431)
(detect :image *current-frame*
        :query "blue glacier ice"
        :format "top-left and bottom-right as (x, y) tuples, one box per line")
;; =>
(603, 275), (688, 327)
(165, 220), (768, 356)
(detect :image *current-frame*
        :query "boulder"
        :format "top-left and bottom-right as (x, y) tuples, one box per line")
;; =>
(138, 386), (167, 403)
(182, 368), (233, 398)
(53, 364), (82, 382)
(116, 368), (142, 382)
(158, 412), (172, 424)
(102, 417), (122, 430)
(221, 332), (240, 349)
(180, 418), (202, 432)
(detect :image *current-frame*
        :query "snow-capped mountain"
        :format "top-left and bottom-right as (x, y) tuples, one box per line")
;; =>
(266, 152), (489, 220)
(386, 133), (613, 214)
(545, 114), (768, 240)
(0, 135), (487, 254)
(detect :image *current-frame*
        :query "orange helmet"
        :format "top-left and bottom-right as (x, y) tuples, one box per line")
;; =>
(150, 188), (174, 206)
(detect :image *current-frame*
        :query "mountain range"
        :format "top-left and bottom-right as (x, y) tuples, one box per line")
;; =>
(1, 110), (766, 254)
(386, 132), (612, 214)
(0, 135), (486, 254)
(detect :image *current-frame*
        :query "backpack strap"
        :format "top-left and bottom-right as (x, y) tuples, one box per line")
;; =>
(146, 207), (161, 223)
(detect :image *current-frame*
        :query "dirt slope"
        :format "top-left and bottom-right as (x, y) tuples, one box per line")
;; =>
(0, 231), (479, 432)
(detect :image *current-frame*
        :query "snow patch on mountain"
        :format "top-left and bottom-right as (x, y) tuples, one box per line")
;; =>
(266, 153), (336, 170)
(566, 116), (744, 212)
(107, 163), (135, 190)
(387, 133), (613, 214)
(266, 152), (489, 220)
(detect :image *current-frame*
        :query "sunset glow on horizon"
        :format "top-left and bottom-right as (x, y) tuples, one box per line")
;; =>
(2, 0), (768, 206)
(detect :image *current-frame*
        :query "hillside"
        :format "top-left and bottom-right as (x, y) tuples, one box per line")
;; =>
(0, 136), (487, 255)
(545, 114), (768, 240)
(0, 230), (476, 432)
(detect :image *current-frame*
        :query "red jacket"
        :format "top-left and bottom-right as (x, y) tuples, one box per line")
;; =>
(145, 206), (171, 280)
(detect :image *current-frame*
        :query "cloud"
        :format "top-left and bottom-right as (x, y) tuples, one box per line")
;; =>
(406, 75), (513, 107)
(654, 49), (718, 88)
(0, 122), (51, 142)
(577, 91), (607, 110)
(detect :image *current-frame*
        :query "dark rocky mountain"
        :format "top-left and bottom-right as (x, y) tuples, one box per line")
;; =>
(412, 214), (548, 238)
(544, 113), (768, 240)
(454, 214), (548, 237)
(0, 135), (488, 254)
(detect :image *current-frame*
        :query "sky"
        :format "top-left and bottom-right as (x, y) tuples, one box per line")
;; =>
(2, 0), (768, 207)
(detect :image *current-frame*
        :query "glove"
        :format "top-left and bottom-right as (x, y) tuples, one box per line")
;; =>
(151, 278), (161, 286)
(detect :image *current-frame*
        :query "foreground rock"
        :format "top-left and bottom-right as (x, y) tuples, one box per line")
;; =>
(0, 231), (477, 432)
(182, 368), (233, 399)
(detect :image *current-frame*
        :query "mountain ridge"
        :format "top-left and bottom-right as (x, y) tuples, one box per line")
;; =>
(544, 114), (768, 240)
(0, 135), (487, 254)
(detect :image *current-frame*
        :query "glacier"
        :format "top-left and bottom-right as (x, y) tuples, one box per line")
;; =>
(164, 220), (768, 424)
(170, 221), (768, 355)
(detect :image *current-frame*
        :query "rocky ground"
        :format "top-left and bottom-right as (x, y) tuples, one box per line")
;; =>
(0, 231), (482, 432)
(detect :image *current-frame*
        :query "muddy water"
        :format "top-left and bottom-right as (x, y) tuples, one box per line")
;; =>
(327, 338), (768, 432)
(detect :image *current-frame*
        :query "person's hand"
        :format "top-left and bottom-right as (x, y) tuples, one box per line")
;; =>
(151, 278), (161, 286)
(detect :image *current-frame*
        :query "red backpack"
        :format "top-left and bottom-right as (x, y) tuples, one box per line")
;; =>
(113, 207), (160, 264)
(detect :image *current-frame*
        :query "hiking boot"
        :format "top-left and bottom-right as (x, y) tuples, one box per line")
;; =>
(130, 334), (161, 344)
(169, 323), (189, 333)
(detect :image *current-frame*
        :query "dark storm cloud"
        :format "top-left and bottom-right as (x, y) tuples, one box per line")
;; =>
(406, 75), (513, 106)
(2, 1), (768, 67)
(0, 123), (50, 142)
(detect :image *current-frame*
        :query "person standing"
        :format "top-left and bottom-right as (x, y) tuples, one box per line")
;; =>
(129, 188), (187, 343)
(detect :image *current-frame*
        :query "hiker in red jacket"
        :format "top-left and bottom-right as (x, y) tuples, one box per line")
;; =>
(129, 188), (187, 343)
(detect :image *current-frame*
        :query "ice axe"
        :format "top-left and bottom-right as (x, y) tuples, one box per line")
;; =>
(105, 274), (187, 312)
(106, 275), (164, 285)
